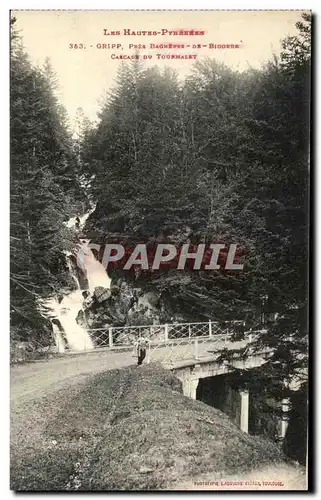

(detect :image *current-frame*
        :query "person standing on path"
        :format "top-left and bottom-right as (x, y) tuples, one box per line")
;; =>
(136, 336), (150, 366)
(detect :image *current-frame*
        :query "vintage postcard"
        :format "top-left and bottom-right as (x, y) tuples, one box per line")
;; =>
(10, 9), (310, 491)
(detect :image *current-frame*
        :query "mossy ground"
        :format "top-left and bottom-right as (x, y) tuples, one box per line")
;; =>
(11, 363), (289, 491)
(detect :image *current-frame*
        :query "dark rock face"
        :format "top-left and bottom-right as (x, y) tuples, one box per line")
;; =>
(93, 286), (111, 303)
(75, 309), (86, 328)
(79, 279), (163, 333)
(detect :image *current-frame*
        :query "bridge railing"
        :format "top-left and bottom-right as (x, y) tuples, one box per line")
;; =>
(86, 320), (245, 350)
(12, 321), (258, 360)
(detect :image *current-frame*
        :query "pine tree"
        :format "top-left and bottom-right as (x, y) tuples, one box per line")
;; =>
(217, 14), (311, 451)
(81, 16), (310, 354)
(10, 17), (81, 344)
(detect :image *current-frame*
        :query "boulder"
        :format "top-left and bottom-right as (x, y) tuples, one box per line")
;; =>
(93, 286), (111, 303)
(81, 279), (163, 331)
(76, 309), (86, 328)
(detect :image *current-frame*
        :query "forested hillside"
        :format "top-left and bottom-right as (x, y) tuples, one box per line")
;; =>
(82, 18), (310, 326)
(79, 14), (310, 434)
(10, 11), (310, 473)
(10, 14), (310, 391)
(10, 17), (85, 344)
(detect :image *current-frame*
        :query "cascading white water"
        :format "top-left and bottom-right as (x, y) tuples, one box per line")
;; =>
(77, 239), (111, 294)
(47, 288), (94, 352)
(51, 321), (67, 353)
(44, 207), (111, 352)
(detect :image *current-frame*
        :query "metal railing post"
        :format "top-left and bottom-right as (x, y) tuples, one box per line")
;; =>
(194, 339), (199, 359)
(188, 325), (191, 339)
(147, 341), (151, 364)
(164, 324), (168, 342)
(209, 320), (212, 338)
(108, 327), (113, 348)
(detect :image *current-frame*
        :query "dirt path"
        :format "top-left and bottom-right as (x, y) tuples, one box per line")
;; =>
(11, 338), (247, 405)
(10, 350), (137, 405)
(10, 349), (307, 492)
(11, 350), (138, 490)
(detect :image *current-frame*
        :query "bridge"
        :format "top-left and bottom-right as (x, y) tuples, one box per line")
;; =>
(26, 319), (296, 440)
(60, 319), (258, 364)
(51, 320), (279, 437)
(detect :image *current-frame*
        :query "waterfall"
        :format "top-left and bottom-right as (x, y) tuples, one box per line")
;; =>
(43, 207), (111, 353)
(77, 239), (111, 294)
(51, 321), (66, 353)
(46, 288), (94, 352)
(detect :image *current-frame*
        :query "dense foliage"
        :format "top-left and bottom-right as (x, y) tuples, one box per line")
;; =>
(10, 12), (310, 460)
(10, 17), (84, 343)
(80, 15), (310, 448)
(82, 16), (310, 328)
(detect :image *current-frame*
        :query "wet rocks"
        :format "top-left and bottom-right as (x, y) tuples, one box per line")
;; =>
(93, 286), (111, 303)
(80, 279), (163, 331)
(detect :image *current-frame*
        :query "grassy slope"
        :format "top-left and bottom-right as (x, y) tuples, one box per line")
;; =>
(11, 364), (290, 491)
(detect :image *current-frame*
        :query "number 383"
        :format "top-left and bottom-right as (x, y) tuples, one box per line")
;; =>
(69, 43), (85, 49)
